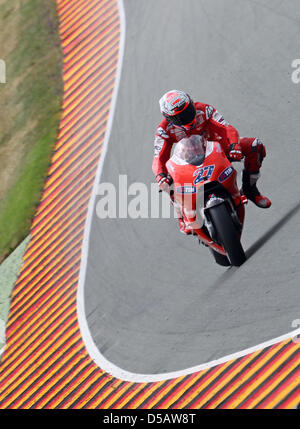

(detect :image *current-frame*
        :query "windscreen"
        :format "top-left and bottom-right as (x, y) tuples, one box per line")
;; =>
(173, 135), (205, 166)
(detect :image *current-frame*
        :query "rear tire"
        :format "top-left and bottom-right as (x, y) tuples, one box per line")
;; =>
(209, 203), (246, 267)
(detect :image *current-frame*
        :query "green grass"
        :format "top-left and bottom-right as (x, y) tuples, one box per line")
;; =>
(0, 0), (63, 261)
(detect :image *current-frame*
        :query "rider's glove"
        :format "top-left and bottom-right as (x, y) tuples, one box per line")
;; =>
(156, 173), (173, 192)
(228, 143), (243, 161)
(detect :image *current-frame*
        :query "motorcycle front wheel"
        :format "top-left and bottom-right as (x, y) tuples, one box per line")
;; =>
(208, 203), (246, 267)
(209, 249), (231, 267)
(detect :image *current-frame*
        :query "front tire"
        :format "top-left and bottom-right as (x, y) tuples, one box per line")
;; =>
(210, 249), (231, 267)
(208, 203), (246, 267)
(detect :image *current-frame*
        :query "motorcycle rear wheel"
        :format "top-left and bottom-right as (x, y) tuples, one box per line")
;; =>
(209, 203), (246, 267)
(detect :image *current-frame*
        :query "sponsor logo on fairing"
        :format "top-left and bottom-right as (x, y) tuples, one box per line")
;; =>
(218, 166), (234, 183)
(176, 186), (197, 194)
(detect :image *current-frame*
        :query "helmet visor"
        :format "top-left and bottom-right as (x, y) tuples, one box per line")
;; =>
(165, 102), (196, 126)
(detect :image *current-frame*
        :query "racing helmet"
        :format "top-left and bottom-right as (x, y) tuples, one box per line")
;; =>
(159, 90), (197, 131)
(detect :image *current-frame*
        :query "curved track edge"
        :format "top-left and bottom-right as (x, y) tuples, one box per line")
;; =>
(0, 0), (298, 409)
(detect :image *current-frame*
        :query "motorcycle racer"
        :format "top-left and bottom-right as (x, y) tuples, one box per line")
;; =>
(152, 90), (271, 235)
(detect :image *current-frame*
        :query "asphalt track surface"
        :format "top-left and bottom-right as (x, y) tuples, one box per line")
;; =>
(83, 0), (300, 374)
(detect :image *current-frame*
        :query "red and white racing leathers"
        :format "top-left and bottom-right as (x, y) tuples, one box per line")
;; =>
(152, 102), (266, 179)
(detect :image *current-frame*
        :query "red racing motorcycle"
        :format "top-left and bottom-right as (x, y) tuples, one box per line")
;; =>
(166, 135), (248, 267)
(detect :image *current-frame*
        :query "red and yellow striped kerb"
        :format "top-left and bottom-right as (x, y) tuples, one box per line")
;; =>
(0, 0), (299, 409)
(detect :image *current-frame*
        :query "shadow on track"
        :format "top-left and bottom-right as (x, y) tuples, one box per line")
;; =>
(211, 201), (300, 288)
(246, 200), (300, 260)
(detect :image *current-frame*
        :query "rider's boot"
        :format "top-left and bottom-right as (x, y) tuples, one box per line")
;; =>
(241, 170), (271, 209)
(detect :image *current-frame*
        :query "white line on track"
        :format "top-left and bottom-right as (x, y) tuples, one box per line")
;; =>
(76, 0), (300, 383)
